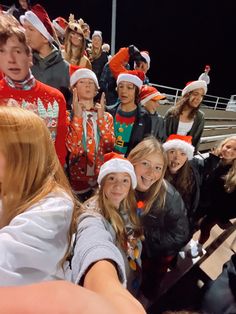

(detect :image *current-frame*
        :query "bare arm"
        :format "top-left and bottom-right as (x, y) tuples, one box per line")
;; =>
(0, 281), (121, 314)
(84, 260), (146, 314)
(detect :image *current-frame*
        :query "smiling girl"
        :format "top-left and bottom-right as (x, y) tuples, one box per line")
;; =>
(128, 137), (189, 300)
(164, 80), (207, 151)
(70, 152), (145, 311)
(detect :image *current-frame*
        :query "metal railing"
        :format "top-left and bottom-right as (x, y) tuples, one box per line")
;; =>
(150, 82), (231, 111)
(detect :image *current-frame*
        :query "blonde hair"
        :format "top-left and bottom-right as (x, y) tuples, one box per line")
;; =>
(0, 107), (80, 263)
(63, 26), (85, 65)
(128, 136), (168, 214)
(84, 176), (142, 250)
(214, 135), (236, 193)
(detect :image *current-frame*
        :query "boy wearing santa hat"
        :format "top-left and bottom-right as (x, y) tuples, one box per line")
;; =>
(66, 68), (115, 201)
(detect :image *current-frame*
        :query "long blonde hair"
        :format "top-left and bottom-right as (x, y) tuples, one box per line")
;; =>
(84, 177), (142, 250)
(214, 135), (236, 193)
(0, 107), (79, 262)
(128, 137), (168, 214)
(63, 27), (86, 65)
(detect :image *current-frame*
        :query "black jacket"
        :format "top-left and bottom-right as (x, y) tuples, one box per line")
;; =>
(107, 103), (152, 156)
(164, 109), (205, 151)
(140, 181), (190, 258)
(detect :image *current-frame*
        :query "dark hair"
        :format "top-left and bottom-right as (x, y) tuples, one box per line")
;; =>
(169, 92), (202, 120)
(165, 161), (195, 213)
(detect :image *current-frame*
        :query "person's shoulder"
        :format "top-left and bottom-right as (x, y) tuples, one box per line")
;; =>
(35, 80), (66, 100)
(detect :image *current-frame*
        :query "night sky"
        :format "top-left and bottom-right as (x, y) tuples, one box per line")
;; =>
(2, 0), (236, 98)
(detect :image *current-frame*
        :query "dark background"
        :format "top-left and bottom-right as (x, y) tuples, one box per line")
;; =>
(1, 0), (236, 98)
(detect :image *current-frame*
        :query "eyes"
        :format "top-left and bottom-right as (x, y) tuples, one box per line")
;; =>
(78, 79), (95, 86)
(106, 174), (131, 184)
(169, 150), (186, 156)
(141, 160), (163, 172)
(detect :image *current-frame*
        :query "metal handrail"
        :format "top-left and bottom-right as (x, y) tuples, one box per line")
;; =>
(150, 82), (231, 111)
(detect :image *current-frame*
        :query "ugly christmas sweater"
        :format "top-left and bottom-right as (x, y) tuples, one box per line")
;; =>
(0, 77), (67, 166)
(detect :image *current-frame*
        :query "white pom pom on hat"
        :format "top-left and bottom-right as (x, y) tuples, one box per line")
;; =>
(181, 80), (207, 97)
(97, 152), (137, 189)
(163, 134), (195, 160)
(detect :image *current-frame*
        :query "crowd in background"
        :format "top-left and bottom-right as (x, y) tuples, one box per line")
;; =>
(0, 1), (236, 314)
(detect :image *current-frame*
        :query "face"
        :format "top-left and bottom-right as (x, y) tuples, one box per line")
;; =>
(19, 0), (29, 9)
(134, 152), (164, 192)
(167, 149), (188, 174)
(0, 35), (32, 81)
(221, 140), (236, 162)
(144, 99), (160, 114)
(188, 88), (205, 109)
(117, 82), (136, 105)
(135, 61), (149, 74)
(92, 35), (102, 49)
(75, 78), (97, 100)
(23, 20), (48, 51)
(0, 151), (6, 183)
(103, 173), (131, 208)
(70, 31), (84, 47)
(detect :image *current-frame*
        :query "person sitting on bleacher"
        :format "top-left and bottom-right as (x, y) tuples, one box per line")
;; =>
(188, 135), (236, 257)
(164, 80), (207, 152)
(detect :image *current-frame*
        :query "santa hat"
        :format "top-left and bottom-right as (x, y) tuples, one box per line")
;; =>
(140, 85), (166, 106)
(163, 134), (194, 160)
(97, 152), (137, 189)
(52, 16), (68, 36)
(20, 4), (54, 43)
(70, 68), (99, 88)
(117, 73), (143, 89)
(182, 80), (207, 97)
(92, 30), (102, 40)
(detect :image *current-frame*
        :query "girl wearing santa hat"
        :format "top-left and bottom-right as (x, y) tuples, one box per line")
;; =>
(70, 152), (145, 311)
(163, 134), (201, 233)
(108, 73), (151, 157)
(66, 68), (115, 201)
(164, 80), (207, 151)
(128, 137), (189, 301)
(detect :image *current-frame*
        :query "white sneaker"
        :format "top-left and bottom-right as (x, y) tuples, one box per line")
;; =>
(186, 239), (203, 258)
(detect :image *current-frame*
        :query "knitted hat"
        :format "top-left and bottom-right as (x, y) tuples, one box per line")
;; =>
(140, 85), (166, 106)
(163, 134), (194, 160)
(117, 73), (143, 89)
(70, 68), (99, 88)
(52, 17), (68, 36)
(97, 152), (137, 189)
(181, 80), (207, 97)
(92, 30), (102, 40)
(20, 4), (54, 43)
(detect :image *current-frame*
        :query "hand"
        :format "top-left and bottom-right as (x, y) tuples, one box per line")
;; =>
(128, 45), (143, 63)
(72, 88), (84, 118)
(95, 92), (105, 119)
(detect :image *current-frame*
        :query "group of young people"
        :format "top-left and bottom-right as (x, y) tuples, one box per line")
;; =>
(0, 3), (236, 313)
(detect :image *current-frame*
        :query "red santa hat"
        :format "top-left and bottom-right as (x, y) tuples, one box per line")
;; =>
(52, 16), (68, 36)
(163, 134), (194, 160)
(140, 85), (166, 106)
(70, 68), (99, 89)
(97, 152), (137, 189)
(20, 4), (54, 43)
(181, 80), (207, 97)
(117, 73), (143, 89)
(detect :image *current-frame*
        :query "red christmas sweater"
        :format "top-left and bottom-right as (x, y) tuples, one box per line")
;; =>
(0, 78), (67, 166)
